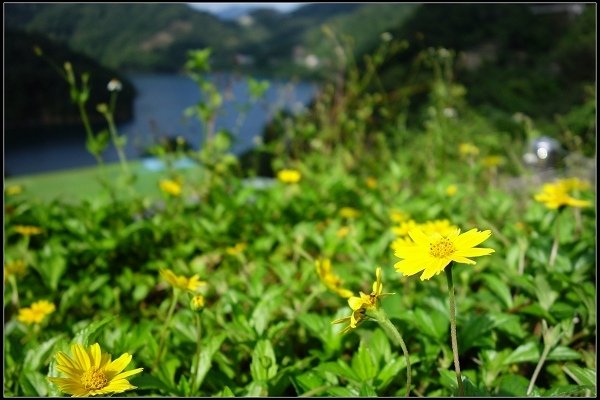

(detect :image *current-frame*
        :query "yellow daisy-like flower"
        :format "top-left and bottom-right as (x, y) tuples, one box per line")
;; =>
(534, 180), (591, 209)
(17, 300), (55, 325)
(482, 155), (505, 168)
(315, 258), (353, 298)
(556, 177), (590, 192)
(226, 242), (247, 256)
(14, 225), (43, 236)
(390, 236), (415, 251)
(339, 207), (360, 219)
(366, 177), (378, 189)
(277, 169), (301, 184)
(190, 295), (205, 312)
(48, 343), (143, 397)
(5, 259), (27, 281)
(6, 185), (23, 196)
(446, 184), (458, 197)
(160, 269), (206, 293)
(336, 226), (351, 238)
(394, 228), (495, 281)
(392, 219), (418, 237)
(332, 267), (394, 333)
(419, 219), (459, 237)
(159, 179), (182, 197)
(459, 142), (479, 157)
(389, 210), (410, 224)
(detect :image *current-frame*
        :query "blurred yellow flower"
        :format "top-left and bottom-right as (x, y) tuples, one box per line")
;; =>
(482, 155), (505, 168)
(556, 177), (590, 192)
(190, 295), (205, 311)
(419, 219), (459, 237)
(48, 343), (143, 397)
(339, 207), (360, 219)
(159, 179), (182, 197)
(392, 220), (418, 237)
(315, 258), (353, 298)
(459, 142), (479, 157)
(390, 237), (415, 251)
(17, 300), (55, 324)
(336, 226), (351, 238)
(446, 184), (458, 196)
(389, 210), (410, 224)
(14, 225), (43, 236)
(366, 177), (378, 189)
(332, 267), (393, 333)
(160, 269), (206, 293)
(6, 185), (23, 196)
(394, 228), (494, 280)
(5, 259), (27, 281)
(277, 169), (301, 184)
(534, 180), (591, 209)
(226, 242), (247, 256)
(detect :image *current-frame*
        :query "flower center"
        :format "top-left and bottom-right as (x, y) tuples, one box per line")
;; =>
(430, 238), (455, 259)
(81, 367), (108, 390)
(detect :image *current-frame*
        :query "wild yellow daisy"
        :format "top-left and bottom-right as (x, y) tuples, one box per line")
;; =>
(336, 226), (351, 238)
(366, 177), (378, 189)
(17, 300), (55, 325)
(160, 269), (206, 293)
(277, 169), (301, 184)
(48, 343), (143, 397)
(392, 219), (418, 237)
(534, 180), (591, 209)
(159, 179), (182, 197)
(459, 142), (479, 157)
(394, 228), (495, 280)
(389, 209), (410, 224)
(339, 207), (360, 219)
(5, 259), (27, 281)
(14, 225), (43, 236)
(332, 267), (394, 333)
(6, 185), (23, 196)
(419, 219), (459, 237)
(226, 242), (247, 256)
(315, 258), (353, 298)
(446, 184), (458, 196)
(190, 295), (205, 312)
(482, 155), (505, 168)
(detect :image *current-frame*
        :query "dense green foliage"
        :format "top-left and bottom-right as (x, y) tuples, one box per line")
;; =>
(4, 35), (596, 397)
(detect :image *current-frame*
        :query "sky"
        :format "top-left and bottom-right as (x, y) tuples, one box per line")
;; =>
(188, 3), (303, 14)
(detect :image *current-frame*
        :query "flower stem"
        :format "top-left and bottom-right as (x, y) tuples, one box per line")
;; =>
(154, 289), (179, 370)
(526, 341), (552, 395)
(445, 264), (464, 396)
(549, 210), (562, 268)
(370, 307), (411, 397)
(191, 313), (203, 395)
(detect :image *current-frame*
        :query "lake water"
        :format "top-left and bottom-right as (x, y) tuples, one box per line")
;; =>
(5, 73), (318, 177)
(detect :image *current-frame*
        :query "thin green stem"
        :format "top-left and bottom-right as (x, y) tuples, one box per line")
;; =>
(9, 275), (20, 308)
(370, 307), (411, 397)
(154, 289), (180, 370)
(549, 210), (562, 268)
(191, 313), (203, 395)
(445, 264), (464, 397)
(526, 341), (552, 395)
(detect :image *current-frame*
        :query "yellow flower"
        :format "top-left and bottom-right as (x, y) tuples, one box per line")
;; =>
(48, 343), (143, 397)
(190, 295), (205, 311)
(336, 226), (351, 238)
(332, 267), (393, 333)
(394, 228), (494, 280)
(17, 300), (55, 324)
(226, 242), (247, 256)
(159, 179), (182, 197)
(534, 180), (591, 209)
(366, 177), (378, 189)
(315, 258), (353, 298)
(446, 184), (458, 197)
(556, 177), (590, 192)
(389, 210), (410, 224)
(277, 169), (301, 184)
(6, 185), (23, 196)
(160, 269), (206, 293)
(392, 220), (418, 237)
(459, 142), (479, 157)
(339, 207), (360, 219)
(482, 155), (505, 168)
(419, 219), (459, 237)
(390, 237), (415, 251)
(14, 225), (43, 236)
(5, 259), (27, 281)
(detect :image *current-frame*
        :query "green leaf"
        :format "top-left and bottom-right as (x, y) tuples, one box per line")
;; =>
(463, 376), (488, 396)
(245, 381), (268, 396)
(563, 364), (596, 386)
(20, 370), (49, 397)
(534, 274), (558, 311)
(134, 374), (173, 392)
(193, 333), (226, 391)
(73, 315), (116, 346)
(317, 360), (360, 383)
(219, 386), (235, 397)
(413, 308), (448, 341)
(459, 314), (495, 353)
(359, 382), (378, 396)
(545, 384), (596, 397)
(376, 358), (403, 390)
(250, 339), (278, 382)
(369, 329), (392, 364)
(23, 336), (63, 371)
(293, 371), (325, 393)
(351, 342), (378, 382)
(503, 342), (540, 365)
(547, 346), (581, 361)
(437, 368), (458, 391)
(481, 274), (513, 309)
(497, 374), (530, 396)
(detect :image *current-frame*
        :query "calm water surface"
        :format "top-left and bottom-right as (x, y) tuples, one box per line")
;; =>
(5, 73), (317, 177)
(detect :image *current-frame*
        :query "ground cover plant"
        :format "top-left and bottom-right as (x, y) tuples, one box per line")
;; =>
(3, 32), (596, 397)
